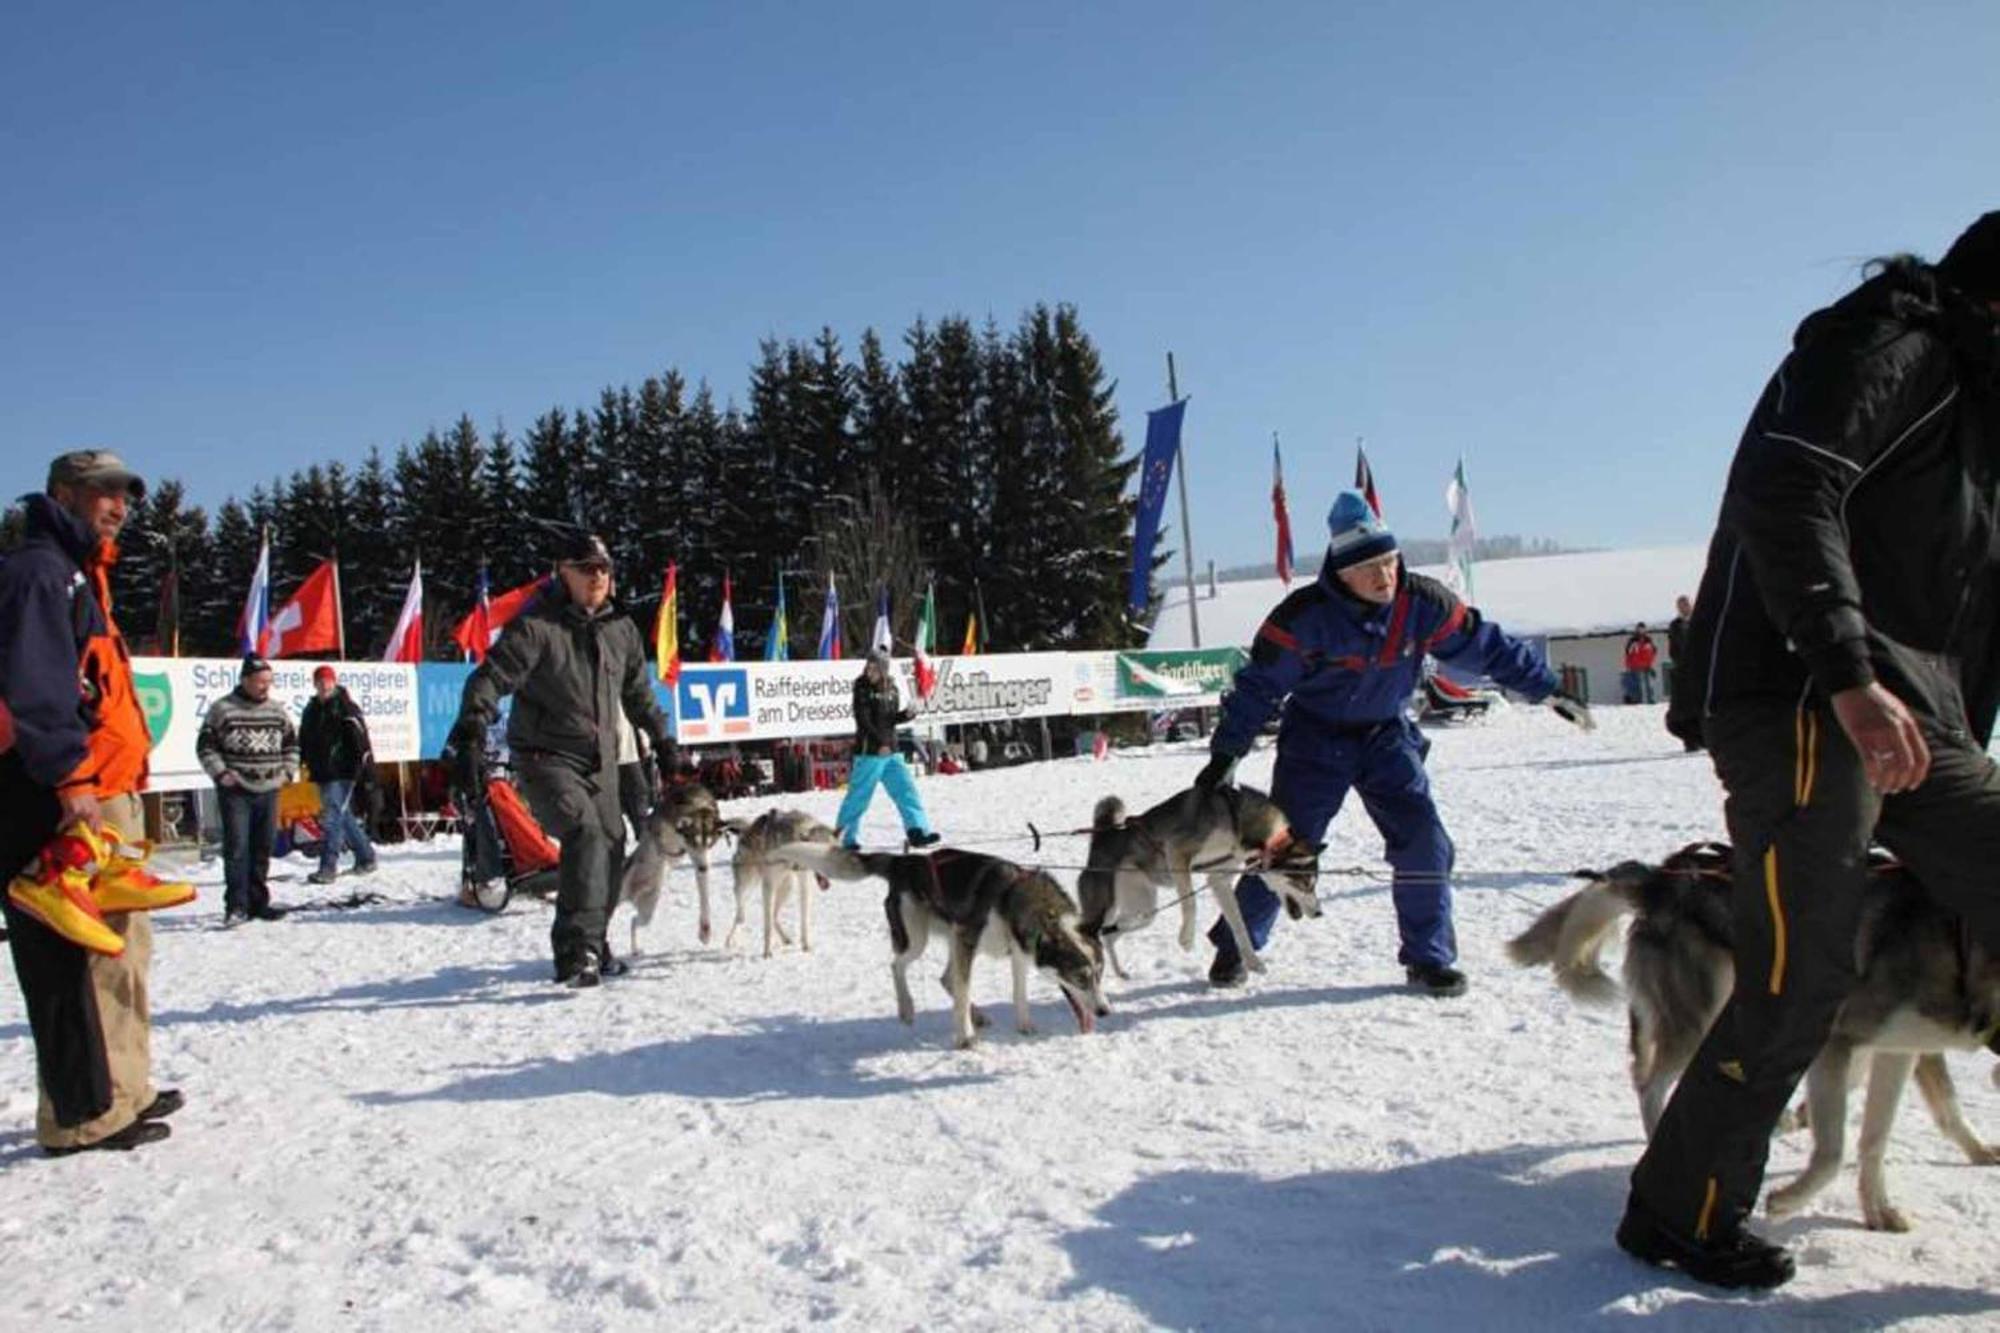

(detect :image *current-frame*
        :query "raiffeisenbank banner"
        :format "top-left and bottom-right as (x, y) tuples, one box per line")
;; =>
(669, 654), (1073, 743)
(130, 657), (420, 792)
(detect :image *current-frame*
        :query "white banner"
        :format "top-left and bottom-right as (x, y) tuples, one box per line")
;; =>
(129, 657), (421, 792)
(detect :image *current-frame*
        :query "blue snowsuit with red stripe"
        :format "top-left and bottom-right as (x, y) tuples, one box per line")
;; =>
(1209, 564), (1559, 969)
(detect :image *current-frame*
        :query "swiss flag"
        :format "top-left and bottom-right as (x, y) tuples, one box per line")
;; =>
(264, 560), (341, 658)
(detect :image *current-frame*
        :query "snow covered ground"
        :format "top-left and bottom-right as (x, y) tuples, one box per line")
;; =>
(3, 705), (1997, 1331)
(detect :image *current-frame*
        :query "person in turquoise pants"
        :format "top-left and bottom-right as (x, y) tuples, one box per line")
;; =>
(835, 650), (940, 850)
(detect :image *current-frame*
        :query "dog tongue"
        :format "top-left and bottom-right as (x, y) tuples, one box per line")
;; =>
(1066, 989), (1095, 1035)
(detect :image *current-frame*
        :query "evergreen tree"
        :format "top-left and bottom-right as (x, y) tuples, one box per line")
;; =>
(852, 327), (907, 490)
(344, 448), (401, 655)
(200, 497), (261, 654)
(479, 424), (533, 587)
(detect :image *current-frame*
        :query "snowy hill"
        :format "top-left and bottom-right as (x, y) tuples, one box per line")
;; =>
(3, 706), (1996, 1329)
(1149, 546), (1709, 649)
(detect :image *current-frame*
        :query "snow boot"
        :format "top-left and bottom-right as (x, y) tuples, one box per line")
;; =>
(139, 1088), (185, 1122)
(1208, 950), (1248, 989)
(1615, 1205), (1795, 1290)
(44, 1118), (171, 1157)
(7, 823), (124, 957)
(90, 828), (197, 913)
(559, 949), (602, 989)
(906, 830), (942, 849)
(1405, 963), (1469, 997)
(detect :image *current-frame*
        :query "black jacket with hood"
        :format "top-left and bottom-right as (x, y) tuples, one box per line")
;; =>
(1670, 261), (2000, 745)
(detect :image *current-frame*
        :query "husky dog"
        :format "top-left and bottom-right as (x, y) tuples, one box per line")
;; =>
(1509, 842), (2000, 1231)
(786, 843), (1105, 1048)
(1079, 784), (1323, 983)
(724, 810), (840, 957)
(620, 784), (730, 954)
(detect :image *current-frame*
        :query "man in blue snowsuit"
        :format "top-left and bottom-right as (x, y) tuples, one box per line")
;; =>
(1196, 491), (1592, 995)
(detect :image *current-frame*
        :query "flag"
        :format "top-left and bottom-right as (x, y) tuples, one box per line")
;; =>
(450, 572), (547, 662)
(913, 582), (939, 699)
(236, 531), (271, 656)
(655, 562), (681, 684)
(157, 561), (181, 657)
(1444, 457), (1477, 601)
(1128, 398), (1186, 615)
(710, 573), (735, 662)
(764, 570), (788, 662)
(384, 560), (425, 664)
(1355, 443), (1383, 519)
(264, 559), (341, 658)
(870, 585), (892, 656)
(816, 573), (842, 660)
(959, 610), (978, 656)
(1272, 435), (1296, 587)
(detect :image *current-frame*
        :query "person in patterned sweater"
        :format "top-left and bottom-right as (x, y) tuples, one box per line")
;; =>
(197, 656), (299, 926)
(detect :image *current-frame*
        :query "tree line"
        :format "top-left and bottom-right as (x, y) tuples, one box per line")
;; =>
(6, 303), (1147, 661)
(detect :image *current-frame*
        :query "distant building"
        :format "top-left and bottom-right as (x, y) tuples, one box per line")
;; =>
(1144, 546), (1705, 707)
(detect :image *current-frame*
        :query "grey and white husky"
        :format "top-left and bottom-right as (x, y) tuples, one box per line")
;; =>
(724, 809), (840, 957)
(784, 843), (1106, 1048)
(1508, 842), (2000, 1232)
(619, 783), (730, 954)
(1079, 784), (1322, 983)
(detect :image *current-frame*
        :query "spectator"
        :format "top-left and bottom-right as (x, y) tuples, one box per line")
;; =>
(1665, 595), (1701, 751)
(834, 649), (940, 850)
(198, 655), (300, 926)
(299, 664), (378, 884)
(1622, 623), (1660, 704)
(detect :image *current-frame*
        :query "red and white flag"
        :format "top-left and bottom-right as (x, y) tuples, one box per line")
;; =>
(913, 583), (939, 700)
(236, 533), (271, 656)
(264, 559), (342, 658)
(384, 561), (425, 664)
(450, 572), (547, 662)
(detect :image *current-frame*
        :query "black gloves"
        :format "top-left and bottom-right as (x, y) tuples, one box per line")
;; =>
(1549, 688), (1596, 732)
(1193, 752), (1238, 792)
(445, 717), (487, 791)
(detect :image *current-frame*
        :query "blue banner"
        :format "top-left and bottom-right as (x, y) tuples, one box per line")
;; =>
(414, 664), (673, 758)
(1128, 399), (1186, 615)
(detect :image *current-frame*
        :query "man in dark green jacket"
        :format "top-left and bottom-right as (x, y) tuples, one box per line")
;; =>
(452, 534), (675, 987)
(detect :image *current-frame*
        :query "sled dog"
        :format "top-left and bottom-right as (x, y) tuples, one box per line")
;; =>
(725, 810), (840, 957)
(1078, 784), (1322, 983)
(784, 843), (1105, 1048)
(620, 784), (729, 953)
(1509, 842), (2000, 1231)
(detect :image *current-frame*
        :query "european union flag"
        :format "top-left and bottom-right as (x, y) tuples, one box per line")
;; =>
(1128, 399), (1186, 615)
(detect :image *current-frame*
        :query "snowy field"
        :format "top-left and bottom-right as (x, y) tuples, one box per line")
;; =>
(3, 705), (1997, 1332)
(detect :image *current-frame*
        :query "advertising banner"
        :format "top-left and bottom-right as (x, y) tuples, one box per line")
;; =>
(667, 655), (1075, 745)
(131, 658), (420, 792)
(1066, 648), (1243, 714)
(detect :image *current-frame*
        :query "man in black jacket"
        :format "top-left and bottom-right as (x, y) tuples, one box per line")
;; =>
(451, 534), (676, 987)
(1617, 213), (2000, 1290)
(299, 665), (377, 884)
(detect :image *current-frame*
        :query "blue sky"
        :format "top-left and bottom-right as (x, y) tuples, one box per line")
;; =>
(5, 1), (1996, 569)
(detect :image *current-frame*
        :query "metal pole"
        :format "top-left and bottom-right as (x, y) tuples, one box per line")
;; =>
(1167, 353), (1200, 649)
(331, 545), (348, 660)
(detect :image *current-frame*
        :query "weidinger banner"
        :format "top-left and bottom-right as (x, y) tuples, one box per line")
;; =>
(668, 654), (1075, 744)
(131, 657), (421, 792)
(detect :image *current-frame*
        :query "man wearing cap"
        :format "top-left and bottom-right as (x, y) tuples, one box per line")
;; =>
(197, 656), (300, 926)
(299, 665), (378, 884)
(450, 533), (677, 987)
(834, 648), (940, 850)
(1194, 490), (1590, 998)
(1615, 213), (2000, 1291)
(0, 449), (182, 1154)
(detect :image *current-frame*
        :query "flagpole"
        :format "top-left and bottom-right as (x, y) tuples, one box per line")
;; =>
(1167, 352), (1201, 649)
(331, 545), (347, 660)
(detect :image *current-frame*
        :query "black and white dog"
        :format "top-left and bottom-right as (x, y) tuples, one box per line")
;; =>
(1510, 842), (2000, 1231)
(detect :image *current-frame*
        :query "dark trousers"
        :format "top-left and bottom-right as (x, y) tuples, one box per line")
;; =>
(515, 751), (626, 974)
(1628, 700), (2000, 1241)
(1210, 716), (1457, 969)
(617, 760), (654, 840)
(218, 784), (277, 917)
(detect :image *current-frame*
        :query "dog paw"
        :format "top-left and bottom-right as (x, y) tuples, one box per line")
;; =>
(954, 1034), (979, 1050)
(1864, 1204), (1912, 1233)
(1764, 1187), (1803, 1220)
(1178, 926), (1197, 951)
(698, 921), (712, 944)
(1016, 1021), (1038, 1036)
(1969, 1143), (2000, 1166)
(1245, 953), (1269, 975)
(970, 1005), (992, 1029)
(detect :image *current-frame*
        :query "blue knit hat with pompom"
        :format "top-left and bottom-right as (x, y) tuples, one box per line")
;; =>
(1325, 490), (1397, 572)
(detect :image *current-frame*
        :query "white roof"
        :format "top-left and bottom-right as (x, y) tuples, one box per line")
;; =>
(1146, 545), (1707, 648)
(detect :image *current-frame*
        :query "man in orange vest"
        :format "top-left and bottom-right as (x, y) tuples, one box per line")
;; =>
(1, 449), (186, 1155)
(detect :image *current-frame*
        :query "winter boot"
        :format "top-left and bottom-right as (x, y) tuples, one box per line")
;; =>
(1615, 1204), (1795, 1290)
(1405, 963), (1469, 997)
(7, 823), (124, 957)
(139, 1088), (185, 1121)
(44, 1118), (171, 1157)
(906, 830), (942, 849)
(90, 828), (198, 913)
(559, 948), (602, 989)
(1208, 949), (1249, 990)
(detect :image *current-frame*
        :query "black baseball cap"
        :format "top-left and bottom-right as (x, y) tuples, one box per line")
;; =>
(241, 654), (273, 678)
(554, 532), (613, 570)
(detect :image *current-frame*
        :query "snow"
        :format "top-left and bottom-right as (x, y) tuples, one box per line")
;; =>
(5, 705), (1998, 1331)
(1149, 546), (1710, 649)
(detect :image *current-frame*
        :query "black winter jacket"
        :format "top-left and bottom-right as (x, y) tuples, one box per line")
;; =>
(299, 688), (374, 783)
(457, 587), (675, 774)
(1673, 262), (2000, 744)
(852, 673), (911, 753)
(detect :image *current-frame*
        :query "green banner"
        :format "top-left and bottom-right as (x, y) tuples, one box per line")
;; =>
(1114, 648), (1245, 702)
